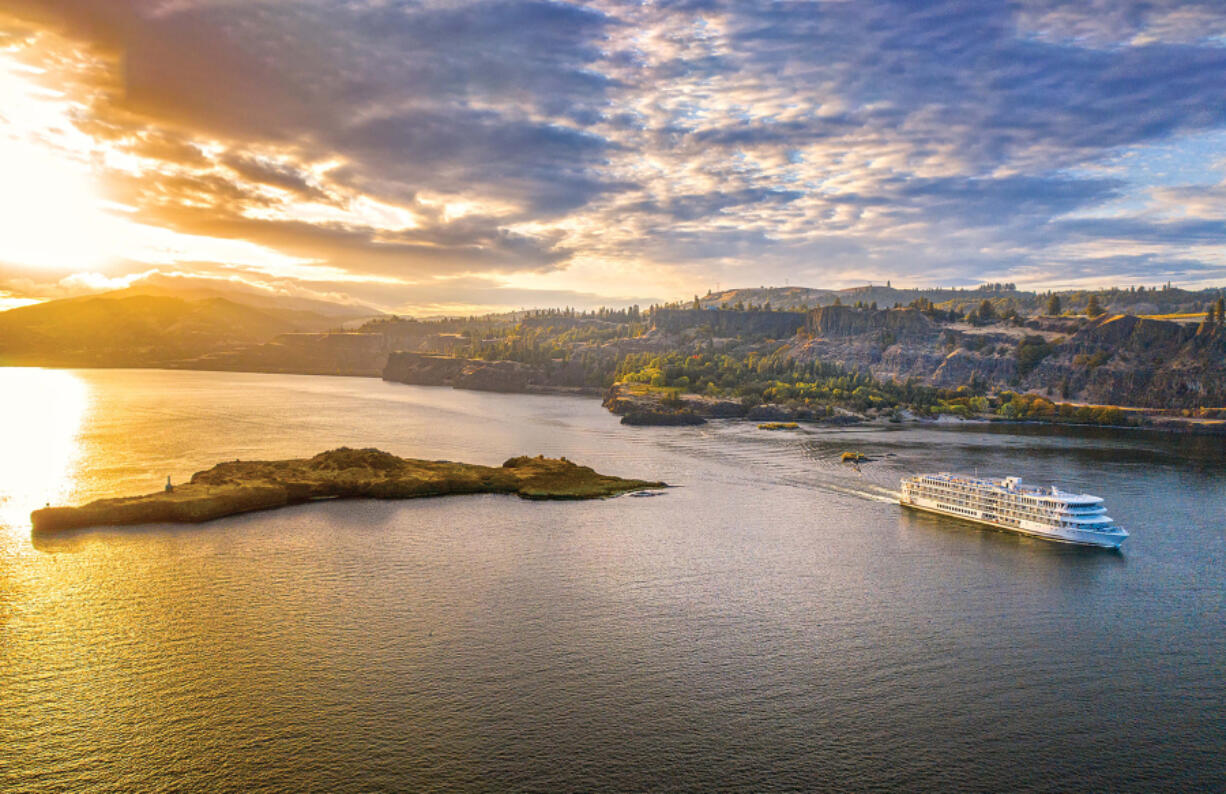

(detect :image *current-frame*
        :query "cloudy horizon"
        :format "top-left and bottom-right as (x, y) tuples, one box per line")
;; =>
(2, 1), (1225, 315)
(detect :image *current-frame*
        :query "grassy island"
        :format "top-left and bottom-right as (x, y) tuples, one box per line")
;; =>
(31, 448), (667, 534)
(758, 422), (800, 430)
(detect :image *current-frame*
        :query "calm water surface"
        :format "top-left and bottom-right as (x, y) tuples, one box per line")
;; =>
(1, 368), (1223, 792)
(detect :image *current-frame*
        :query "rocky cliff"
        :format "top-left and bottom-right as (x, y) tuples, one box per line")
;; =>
(383, 352), (535, 392)
(1023, 315), (1226, 408)
(789, 307), (1226, 409)
(652, 308), (807, 338)
(182, 332), (390, 376)
(805, 305), (938, 339)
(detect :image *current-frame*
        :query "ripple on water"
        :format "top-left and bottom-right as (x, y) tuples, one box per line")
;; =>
(1, 369), (1224, 792)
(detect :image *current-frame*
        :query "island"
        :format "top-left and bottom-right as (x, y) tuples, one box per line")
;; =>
(30, 448), (667, 534)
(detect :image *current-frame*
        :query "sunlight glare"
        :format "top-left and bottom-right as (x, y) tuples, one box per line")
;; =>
(0, 52), (128, 270)
(0, 369), (89, 534)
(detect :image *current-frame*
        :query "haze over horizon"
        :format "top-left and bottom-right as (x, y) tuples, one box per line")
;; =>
(2, 1), (1225, 316)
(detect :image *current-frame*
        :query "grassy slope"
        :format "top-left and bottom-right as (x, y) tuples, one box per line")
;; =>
(0, 294), (342, 365)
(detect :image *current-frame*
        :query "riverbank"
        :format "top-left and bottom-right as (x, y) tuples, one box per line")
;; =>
(7, 363), (1225, 435)
(30, 448), (666, 534)
(600, 381), (1226, 435)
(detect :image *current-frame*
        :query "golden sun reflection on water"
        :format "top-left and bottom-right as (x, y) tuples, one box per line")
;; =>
(0, 369), (89, 536)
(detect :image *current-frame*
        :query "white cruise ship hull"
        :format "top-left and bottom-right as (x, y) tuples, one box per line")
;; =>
(901, 497), (1126, 548)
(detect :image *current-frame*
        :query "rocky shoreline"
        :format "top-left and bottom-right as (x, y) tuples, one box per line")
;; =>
(599, 381), (1226, 435)
(602, 383), (870, 427)
(30, 448), (667, 534)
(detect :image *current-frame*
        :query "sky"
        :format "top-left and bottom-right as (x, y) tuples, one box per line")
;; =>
(0, 1), (1224, 316)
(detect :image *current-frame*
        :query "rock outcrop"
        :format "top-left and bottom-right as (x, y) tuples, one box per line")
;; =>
(930, 348), (1018, 388)
(619, 408), (707, 426)
(805, 305), (938, 339)
(790, 306), (963, 384)
(182, 332), (390, 376)
(30, 448), (667, 534)
(603, 384), (743, 421)
(652, 308), (807, 338)
(1022, 315), (1226, 408)
(383, 352), (535, 392)
(602, 383), (852, 424)
(784, 306), (1226, 409)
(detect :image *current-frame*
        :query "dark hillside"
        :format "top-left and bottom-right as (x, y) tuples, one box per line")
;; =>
(0, 295), (342, 367)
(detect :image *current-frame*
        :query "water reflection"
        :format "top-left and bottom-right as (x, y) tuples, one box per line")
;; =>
(2, 369), (1223, 791)
(0, 368), (88, 536)
(898, 507), (1127, 563)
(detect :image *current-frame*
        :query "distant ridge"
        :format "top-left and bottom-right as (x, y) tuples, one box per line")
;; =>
(0, 292), (371, 368)
(101, 278), (380, 320)
(695, 283), (1224, 316)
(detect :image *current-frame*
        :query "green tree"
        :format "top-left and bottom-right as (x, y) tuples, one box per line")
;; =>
(1017, 336), (1054, 375)
(1046, 294), (1061, 315)
(1216, 297), (1225, 326)
(978, 299), (996, 323)
(1085, 295), (1104, 317)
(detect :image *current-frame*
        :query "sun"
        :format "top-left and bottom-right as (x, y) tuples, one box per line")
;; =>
(0, 48), (131, 271)
(0, 38), (320, 286)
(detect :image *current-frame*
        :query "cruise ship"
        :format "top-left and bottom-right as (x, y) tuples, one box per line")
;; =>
(899, 472), (1128, 548)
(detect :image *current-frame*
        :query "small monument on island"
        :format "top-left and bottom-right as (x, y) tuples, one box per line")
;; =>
(165, 476), (174, 493)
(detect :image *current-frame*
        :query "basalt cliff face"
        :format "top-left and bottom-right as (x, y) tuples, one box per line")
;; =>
(380, 307), (1225, 414)
(180, 332), (390, 376)
(791, 306), (1004, 387)
(806, 305), (939, 339)
(652, 307), (807, 338)
(382, 352), (536, 392)
(381, 349), (630, 393)
(788, 307), (1226, 408)
(1025, 315), (1226, 408)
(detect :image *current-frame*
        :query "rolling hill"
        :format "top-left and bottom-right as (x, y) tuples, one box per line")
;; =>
(0, 292), (365, 367)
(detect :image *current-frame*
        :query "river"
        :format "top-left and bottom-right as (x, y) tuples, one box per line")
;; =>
(1, 367), (1223, 791)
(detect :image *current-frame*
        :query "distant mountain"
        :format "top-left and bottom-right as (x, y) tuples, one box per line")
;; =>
(106, 279), (380, 321)
(0, 292), (364, 367)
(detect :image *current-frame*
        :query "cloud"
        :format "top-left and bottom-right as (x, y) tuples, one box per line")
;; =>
(220, 154), (329, 202)
(1, 0), (1225, 305)
(894, 175), (1123, 227)
(0, 266), (156, 301)
(1056, 217), (1226, 246)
